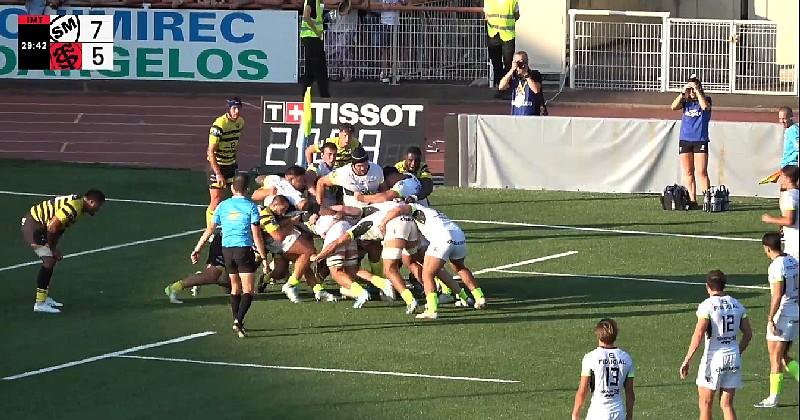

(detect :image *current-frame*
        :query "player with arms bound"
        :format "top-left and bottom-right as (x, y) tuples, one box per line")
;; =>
(394, 146), (433, 205)
(753, 232), (800, 408)
(680, 270), (752, 420)
(206, 97), (244, 226)
(21, 190), (105, 313)
(572, 318), (635, 420)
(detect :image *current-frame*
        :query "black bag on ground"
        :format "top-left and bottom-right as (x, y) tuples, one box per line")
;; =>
(661, 184), (690, 211)
(702, 185), (731, 212)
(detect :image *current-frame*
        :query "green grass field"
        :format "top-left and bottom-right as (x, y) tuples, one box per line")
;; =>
(0, 159), (797, 420)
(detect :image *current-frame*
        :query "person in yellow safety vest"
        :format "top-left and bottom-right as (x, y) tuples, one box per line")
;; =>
(484, 0), (519, 98)
(301, 0), (331, 98)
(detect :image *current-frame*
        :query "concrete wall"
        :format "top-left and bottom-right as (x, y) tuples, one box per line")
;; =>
(516, 0), (568, 73)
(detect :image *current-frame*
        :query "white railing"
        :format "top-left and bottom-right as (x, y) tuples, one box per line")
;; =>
(299, 9), (487, 84)
(569, 9), (799, 95)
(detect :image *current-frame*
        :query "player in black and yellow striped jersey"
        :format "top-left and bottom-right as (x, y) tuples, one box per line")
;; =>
(206, 97), (245, 226)
(304, 122), (360, 170)
(20, 190), (105, 313)
(395, 146), (434, 205)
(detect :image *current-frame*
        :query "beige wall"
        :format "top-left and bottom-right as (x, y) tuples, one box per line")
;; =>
(752, 0), (798, 66)
(516, 0), (568, 73)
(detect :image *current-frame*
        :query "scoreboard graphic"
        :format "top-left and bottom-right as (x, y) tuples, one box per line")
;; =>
(18, 14), (113, 71)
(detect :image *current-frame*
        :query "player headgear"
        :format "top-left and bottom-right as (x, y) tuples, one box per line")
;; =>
(227, 97), (242, 108)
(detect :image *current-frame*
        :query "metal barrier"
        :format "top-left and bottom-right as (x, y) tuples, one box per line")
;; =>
(300, 8), (487, 84)
(569, 9), (799, 95)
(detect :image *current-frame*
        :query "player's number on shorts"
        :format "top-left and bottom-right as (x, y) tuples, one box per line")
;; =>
(721, 314), (735, 333)
(604, 367), (620, 387)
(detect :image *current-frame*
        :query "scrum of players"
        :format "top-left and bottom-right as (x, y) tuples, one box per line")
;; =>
(162, 97), (487, 325)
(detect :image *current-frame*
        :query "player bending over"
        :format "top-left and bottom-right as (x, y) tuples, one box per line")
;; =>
(379, 202), (486, 319)
(21, 190), (105, 313)
(313, 202), (420, 315)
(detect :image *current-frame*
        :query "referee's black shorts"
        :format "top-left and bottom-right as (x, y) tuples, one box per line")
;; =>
(222, 246), (257, 274)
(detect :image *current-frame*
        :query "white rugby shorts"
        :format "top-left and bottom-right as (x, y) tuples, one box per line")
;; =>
(696, 352), (742, 390)
(425, 229), (467, 261)
(766, 315), (799, 342)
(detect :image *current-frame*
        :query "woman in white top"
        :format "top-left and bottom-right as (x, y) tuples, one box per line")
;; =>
(572, 319), (635, 420)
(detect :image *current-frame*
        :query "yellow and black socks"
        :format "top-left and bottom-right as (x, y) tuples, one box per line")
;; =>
(35, 266), (53, 303)
(35, 288), (48, 304)
(169, 281), (185, 293)
(471, 288), (485, 300)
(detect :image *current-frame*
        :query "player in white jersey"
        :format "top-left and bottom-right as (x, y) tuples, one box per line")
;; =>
(754, 232), (800, 408)
(310, 212), (373, 309)
(680, 270), (752, 420)
(253, 166), (311, 210)
(312, 201), (420, 314)
(572, 319), (635, 420)
(762, 165), (798, 259)
(353, 166), (423, 205)
(379, 203), (487, 319)
(315, 146), (383, 209)
(306, 141), (340, 208)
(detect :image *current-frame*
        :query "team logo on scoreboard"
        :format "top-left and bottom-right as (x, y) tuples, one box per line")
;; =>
(18, 14), (114, 71)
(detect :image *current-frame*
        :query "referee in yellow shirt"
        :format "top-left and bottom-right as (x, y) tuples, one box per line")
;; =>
(20, 190), (105, 313)
(206, 97), (245, 226)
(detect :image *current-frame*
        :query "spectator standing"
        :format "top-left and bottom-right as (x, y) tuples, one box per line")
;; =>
(26, 0), (61, 14)
(484, 0), (519, 97)
(329, 0), (358, 82)
(498, 51), (547, 116)
(671, 75), (712, 209)
(302, 0), (331, 97)
(779, 107), (799, 168)
(375, 0), (406, 83)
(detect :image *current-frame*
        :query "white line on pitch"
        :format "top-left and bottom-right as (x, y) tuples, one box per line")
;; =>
(2, 331), (216, 381)
(0, 190), (207, 208)
(455, 219), (760, 243)
(473, 251), (579, 275)
(0, 229), (203, 272)
(115, 355), (520, 384)
(73, 113), (83, 123)
(0, 190), (765, 243)
(494, 270), (769, 291)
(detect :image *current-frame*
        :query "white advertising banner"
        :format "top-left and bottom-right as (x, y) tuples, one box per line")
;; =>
(0, 6), (298, 82)
(462, 115), (785, 198)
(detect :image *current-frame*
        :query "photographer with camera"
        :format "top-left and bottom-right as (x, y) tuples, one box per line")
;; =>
(498, 51), (547, 116)
(671, 75), (712, 209)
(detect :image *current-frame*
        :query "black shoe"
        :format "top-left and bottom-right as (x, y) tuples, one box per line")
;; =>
(688, 201), (701, 210)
